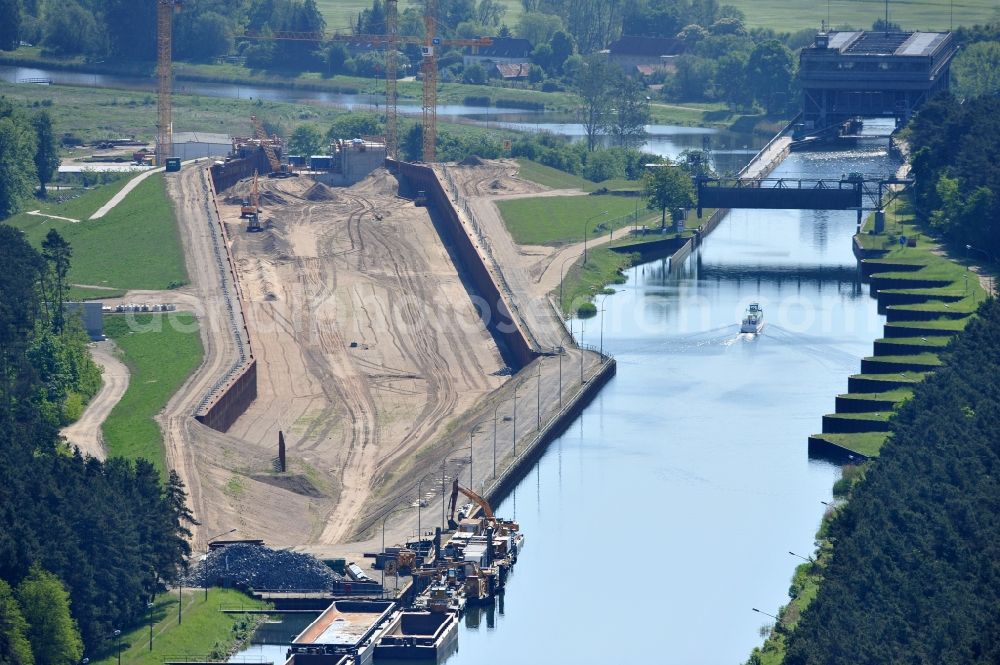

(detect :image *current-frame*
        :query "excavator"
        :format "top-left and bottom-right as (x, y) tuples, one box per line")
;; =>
(241, 171), (263, 232)
(447, 478), (494, 530)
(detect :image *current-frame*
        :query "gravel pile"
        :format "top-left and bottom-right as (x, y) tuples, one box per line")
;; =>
(186, 543), (343, 591)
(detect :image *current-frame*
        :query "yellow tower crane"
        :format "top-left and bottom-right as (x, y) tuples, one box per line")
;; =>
(239, 1), (490, 163)
(156, 0), (182, 165)
(421, 0), (439, 164)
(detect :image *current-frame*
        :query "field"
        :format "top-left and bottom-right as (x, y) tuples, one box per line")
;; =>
(729, 0), (998, 31)
(89, 588), (268, 665)
(318, 0), (523, 30)
(497, 194), (659, 245)
(5, 174), (188, 299)
(319, 0), (998, 34)
(102, 313), (204, 474)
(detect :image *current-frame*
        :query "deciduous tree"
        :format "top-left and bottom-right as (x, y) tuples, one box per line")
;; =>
(575, 54), (615, 151)
(0, 580), (33, 665)
(643, 162), (695, 229)
(15, 566), (83, 665)
(288, 124), (325, 156)
(0, 0), (20, 51)
(0, 102), (37, 218)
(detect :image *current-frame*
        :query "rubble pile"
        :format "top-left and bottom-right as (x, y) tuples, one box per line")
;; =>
(186, 543), (343, 591)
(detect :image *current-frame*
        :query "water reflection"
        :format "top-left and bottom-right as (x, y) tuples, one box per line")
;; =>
(442, 137), (897, 665)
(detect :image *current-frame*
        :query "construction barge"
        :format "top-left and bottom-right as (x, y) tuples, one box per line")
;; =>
(279, 480), (522, 664)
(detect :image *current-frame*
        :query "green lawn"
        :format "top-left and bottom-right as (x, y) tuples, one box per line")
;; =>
(514, 159), (648, 193)
(828, 411), (893, 422)
(816, 432), (892, 458)
(102, 313), (204, 474)
(866, 352), (943, 366)
(6, 174), (188, 299)
(885, 318), (968, 332)
(852, 371), (931, 384)
(91, 588), (269, 665)
(839, 389), (914, 403)
(728, 0), (998, 31)
(497, 194), (658, 245)
(317, 0), (523, 31)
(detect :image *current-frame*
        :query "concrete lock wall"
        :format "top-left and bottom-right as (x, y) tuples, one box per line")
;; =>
(388, 159), (536, 370)
(197, 360), (258, 431)
(210, 150), (270, 192)
(195, 166), (259, 433)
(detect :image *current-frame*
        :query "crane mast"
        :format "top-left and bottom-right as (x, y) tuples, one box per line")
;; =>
(385, 0), (399, 159)
(421, 0), (438, 162)
(156, 0), (181, 165)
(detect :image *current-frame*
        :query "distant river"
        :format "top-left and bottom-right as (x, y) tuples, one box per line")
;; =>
(0, 64), (757, 169)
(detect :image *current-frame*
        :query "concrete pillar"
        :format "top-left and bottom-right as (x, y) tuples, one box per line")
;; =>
(278, 430), (286, 472)
(875, 209), (886, 234)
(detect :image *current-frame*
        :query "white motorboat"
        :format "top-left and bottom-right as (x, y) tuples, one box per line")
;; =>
(741, 303), (764, 334)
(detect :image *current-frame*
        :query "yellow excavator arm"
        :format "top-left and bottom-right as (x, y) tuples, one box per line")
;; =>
(447, 478), (494, 529)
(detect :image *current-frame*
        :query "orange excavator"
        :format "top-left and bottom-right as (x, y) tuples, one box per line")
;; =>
(241, 171), (263, 232)
(447, 478), (494, 530)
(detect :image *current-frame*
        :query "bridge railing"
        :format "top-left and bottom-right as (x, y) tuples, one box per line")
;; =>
(737, 112), (801, 179)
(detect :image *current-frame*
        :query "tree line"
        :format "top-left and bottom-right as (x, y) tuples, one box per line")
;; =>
(908, 94), (1000, 260)
(0, 224), (196, 662)
(778, 298), (1000, 664)
(0, 100), (60, 219)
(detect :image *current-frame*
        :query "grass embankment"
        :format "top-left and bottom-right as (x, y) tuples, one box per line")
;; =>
(102, 313), (203, 474)
(756, 195), (990, 663)
(5, 174), (188, 300)
(727, 0), (997, 31)
(514, 159), (646, 193)
(812, 198), (987, 459)
(90, 588), (269, 665)
(493, 183), (708, 315)
(497, 193), (658, 245)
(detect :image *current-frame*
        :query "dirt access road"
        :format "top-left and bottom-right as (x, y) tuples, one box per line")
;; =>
(213, 171), (505, 546)
(153, 160), (605, 559)
(60, 339), (128, 459)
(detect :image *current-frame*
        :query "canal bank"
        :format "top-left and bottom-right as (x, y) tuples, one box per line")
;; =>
(435, 124), (898, 665)
(807, 194), (987, 462)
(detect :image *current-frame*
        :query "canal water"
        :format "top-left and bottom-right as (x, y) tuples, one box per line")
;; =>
(225, 125), (898, 665)
(1, 61), (898, 664)
(441, 126), (898, 665)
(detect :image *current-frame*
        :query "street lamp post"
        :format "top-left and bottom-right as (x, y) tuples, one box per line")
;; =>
(580, 321), (585, 383)
(417, 478), (423, 541)
(597, 293), (610, 360)
(114, 629), (121, 665)
(752, 607), (779, 622)
(583, 210), (609, 264)
(558, 346), (564, 407)
(789, 550), (815, 564)
(536, 362), (541, 431)
(204, 528), (237, 601)
(512, 381), (519, 458)
(147, 600), (154, 651)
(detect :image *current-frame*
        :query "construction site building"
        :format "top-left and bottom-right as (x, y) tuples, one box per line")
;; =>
(171, 132), (232, 160)
(310, 138), (388, 187)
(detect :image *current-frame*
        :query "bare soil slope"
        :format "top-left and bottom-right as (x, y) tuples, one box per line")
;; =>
(218, 170), (505, 544)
